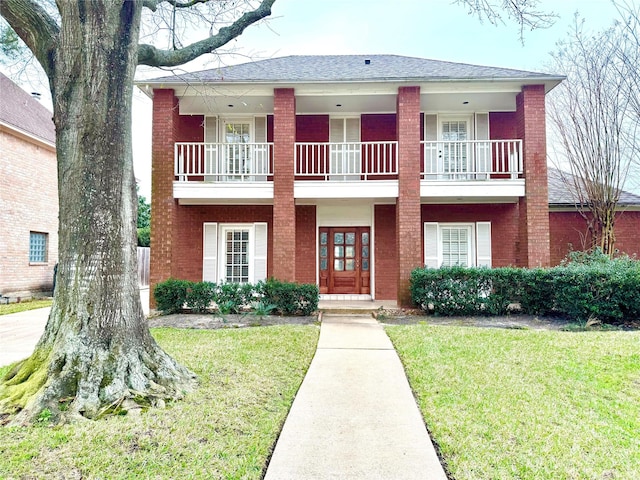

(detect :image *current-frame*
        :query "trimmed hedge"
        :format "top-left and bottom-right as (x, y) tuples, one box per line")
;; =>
(153, 278), (319, 316)
(410, 257), (640, 323)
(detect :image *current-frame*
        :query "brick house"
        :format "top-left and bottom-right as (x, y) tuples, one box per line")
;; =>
(140, 55), (565, 305)
(548, 168), (640, 264)
(0, 72), (58, 300)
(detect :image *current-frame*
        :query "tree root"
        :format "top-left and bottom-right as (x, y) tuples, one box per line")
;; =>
(1, 340), (197, 426)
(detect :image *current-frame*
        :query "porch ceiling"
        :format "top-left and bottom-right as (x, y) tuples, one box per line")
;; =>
(178, 91), (517, 116)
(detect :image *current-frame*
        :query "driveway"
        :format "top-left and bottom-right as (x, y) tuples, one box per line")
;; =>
(0, 288), (149, 367)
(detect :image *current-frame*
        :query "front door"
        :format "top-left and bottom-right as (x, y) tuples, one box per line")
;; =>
(319, 227), (370, 294)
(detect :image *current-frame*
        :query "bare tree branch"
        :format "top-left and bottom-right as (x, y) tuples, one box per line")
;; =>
(0, 0), (58, 78)
(138, 0), (274, 66)
(454, 0), (557, 42)
(548, 14), (639, 255)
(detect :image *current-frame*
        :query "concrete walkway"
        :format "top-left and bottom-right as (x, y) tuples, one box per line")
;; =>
(0, 288), (150, 367)
(265, 314), (448, 480)
(0, 307), (50, 367)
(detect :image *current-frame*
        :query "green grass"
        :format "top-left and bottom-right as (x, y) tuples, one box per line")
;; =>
(0, 326), (319, 479)
(386, 325), (640, 480)
(0, 299), (52, 316)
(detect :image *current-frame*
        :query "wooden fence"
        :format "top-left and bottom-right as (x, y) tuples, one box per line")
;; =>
(137, 247), (150, 287)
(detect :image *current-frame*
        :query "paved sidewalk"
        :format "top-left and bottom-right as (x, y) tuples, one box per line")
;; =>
(265, 314), (448, 480)
(0, 288), (150, 367)
(0, 307), (50, 367)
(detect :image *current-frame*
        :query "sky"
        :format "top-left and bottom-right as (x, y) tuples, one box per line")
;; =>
(2, 0), (627, 198)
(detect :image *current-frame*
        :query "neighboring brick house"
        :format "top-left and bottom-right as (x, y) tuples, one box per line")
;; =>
(0, 73), (58, 300)
(139, 55), (565, 305)
(548, 168), (640, 265)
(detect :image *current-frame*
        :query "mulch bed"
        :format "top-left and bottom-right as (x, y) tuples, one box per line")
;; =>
(148, 310), (639, 331)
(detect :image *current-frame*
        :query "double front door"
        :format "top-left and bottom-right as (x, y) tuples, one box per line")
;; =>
(319, 227), (370, 294)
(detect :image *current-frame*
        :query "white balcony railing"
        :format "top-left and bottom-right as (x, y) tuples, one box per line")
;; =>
(175, 142), (273, 182)
(295, 142), (398, 181)
(421, 139), (522, 180)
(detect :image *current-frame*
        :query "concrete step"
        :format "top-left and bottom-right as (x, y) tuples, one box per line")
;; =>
(318, 300), (397, 315)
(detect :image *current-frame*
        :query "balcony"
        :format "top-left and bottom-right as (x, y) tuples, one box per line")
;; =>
(173, 142), (274, 203)
(420, 139), (524, 201)
(175, 142), (273, 182)
(295, 142), (398, 181)
(172, 140), (525, 202)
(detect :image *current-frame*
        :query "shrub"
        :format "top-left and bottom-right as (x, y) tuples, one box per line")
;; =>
(185, 281), (216, 313)
(137, 227), (150, 247)
(153, 278), (189, 314)
(153, 278), (319, 316)
(260, 279), (319, 316)
(216, 282), (252, 314)
(410, 258), (640, 324)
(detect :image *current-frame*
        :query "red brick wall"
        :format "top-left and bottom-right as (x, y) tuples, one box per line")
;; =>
(171, 205), (273, 281)
(273, 88), (296, 281)
(549, 210), (640, 265)
(150, 89), (180, 306)
(295, 205), (317, 283)
(422, 204), (520, 266)
(396, 86), (422, 306)
(489, 112), (518, 140)
(296, 115), (329, 142)
(361, 114), (397, 141)
(375, 204), (398, 300)
(0, 130), (58, 296)
(516, 85), (550, 267)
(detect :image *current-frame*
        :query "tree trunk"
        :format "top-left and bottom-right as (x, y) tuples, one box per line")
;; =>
(0, 1), (196, 424)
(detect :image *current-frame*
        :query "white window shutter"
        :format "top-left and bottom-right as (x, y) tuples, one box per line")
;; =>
(203, 223), (218, 281)
(476, 222), (492, 267)
(205, 116), (217, 142)
(253, 223), (268, 282)
(423, 222), (439, 268)
(330, 118), (344, 142)
(475, 113), (489, 141)
(254, 116), (267, 143)
(345, 118), (360, 142)
(425, 114), (438, 141)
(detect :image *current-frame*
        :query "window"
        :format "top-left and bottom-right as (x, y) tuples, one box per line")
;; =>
(424, 222), (491, 268)
(202, 223), (267, 283)
(29, 232), (48, 263)
(225, 229), (250, 283)
(440, 226), (471, 267)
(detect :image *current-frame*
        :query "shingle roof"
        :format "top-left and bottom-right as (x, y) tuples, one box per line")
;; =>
(548, 168), (640, 206)
(0, 72), (55, 144)
(145, 54), (562, 84)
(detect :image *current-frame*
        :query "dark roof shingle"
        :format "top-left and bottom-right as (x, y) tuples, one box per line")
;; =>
(0, 72), (55, 144)
(548, 168), (640, 206)
(145, 54), (562, 84)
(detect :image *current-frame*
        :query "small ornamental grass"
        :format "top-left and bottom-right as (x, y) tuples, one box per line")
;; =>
(0, 326), (319, 479)
(387, 324), (640, 480)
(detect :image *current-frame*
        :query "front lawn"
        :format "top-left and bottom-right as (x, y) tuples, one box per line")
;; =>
(0, 326), (319, 479)
(0, 299), (52, 316)
(387, 325), (640, 479)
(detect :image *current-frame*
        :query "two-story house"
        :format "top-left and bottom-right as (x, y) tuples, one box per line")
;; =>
(139, 55), (564, 305)
(0, 73), (58, 301)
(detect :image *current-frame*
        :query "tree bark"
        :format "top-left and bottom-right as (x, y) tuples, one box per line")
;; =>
(1, 1), (196, 424)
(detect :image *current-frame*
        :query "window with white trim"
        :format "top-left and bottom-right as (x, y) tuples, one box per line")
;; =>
(202, 222), (267, 283)
(29, 232), (48, 263)
(224, 228), (250, 283)
(424, 222), (491, 268)
(441, 225), (471, 267)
